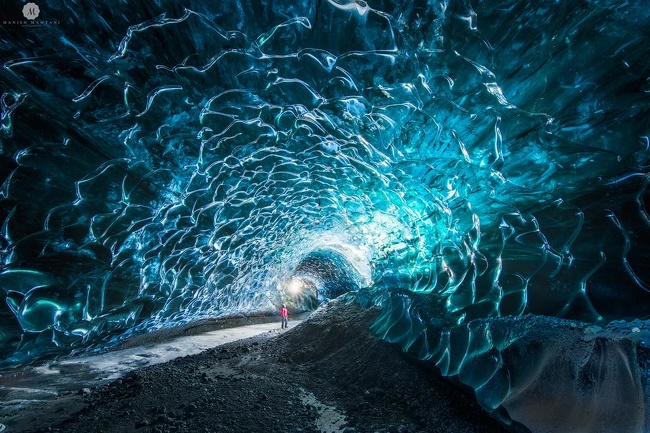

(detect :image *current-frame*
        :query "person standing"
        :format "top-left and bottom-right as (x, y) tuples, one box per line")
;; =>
(281, 304), (288, 329)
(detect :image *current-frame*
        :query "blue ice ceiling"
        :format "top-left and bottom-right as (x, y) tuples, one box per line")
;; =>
(1, 0), (649, 430)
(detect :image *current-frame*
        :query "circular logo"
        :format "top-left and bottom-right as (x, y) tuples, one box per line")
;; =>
(22, 3), (40, 20)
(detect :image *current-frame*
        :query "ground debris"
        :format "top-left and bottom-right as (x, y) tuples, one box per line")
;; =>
(2, 299), (507, 433)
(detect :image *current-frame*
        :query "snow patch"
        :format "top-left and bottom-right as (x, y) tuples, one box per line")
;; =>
(298, 388), (348, 433)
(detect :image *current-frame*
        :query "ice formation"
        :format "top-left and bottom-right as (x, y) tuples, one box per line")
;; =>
(0, 0), (649, 431)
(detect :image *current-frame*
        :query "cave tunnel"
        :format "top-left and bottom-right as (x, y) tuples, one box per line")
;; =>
(0, 0), (649, 432)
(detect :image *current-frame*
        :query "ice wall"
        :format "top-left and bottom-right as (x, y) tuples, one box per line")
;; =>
(0, 0), (649, 430)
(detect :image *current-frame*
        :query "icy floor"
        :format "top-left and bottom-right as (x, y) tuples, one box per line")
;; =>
(0, 319), (302, 416)
(299, 388), (348, 433)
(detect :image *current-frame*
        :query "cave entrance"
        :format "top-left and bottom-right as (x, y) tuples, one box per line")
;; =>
(281, 246), (372, 314)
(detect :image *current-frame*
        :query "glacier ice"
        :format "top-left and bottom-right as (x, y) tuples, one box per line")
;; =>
(0, 0), (649, 431)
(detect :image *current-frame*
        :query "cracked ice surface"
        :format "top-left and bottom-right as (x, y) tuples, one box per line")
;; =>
(0, 0), (649, 431)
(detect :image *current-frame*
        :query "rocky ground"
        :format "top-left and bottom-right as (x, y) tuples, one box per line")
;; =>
(2, 299), (510, 433)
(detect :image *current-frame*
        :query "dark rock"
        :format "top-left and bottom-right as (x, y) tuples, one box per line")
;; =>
(8, 299), (509, 433)
(135, 419), (150, 428)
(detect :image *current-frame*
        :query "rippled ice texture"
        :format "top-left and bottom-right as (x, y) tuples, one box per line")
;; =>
(0, 0), (649, 430)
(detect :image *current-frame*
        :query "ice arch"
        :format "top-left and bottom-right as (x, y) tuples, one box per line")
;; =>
(0, 0), (649, 431)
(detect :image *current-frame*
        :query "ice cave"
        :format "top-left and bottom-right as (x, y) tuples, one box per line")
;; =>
(0, 0), (649, 432)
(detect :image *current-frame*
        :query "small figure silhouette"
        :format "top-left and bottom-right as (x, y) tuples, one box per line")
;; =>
(281, 304), (288, 329)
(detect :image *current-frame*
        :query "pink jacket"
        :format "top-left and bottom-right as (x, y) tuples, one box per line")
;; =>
(281, 307), (288, 318)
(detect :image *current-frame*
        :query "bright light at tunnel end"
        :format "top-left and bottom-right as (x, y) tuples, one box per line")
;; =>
(287, 278), (305, 295)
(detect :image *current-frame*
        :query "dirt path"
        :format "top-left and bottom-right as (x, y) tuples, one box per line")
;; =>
(1, 301), (509, 433)
(0, 317), (301, 421)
